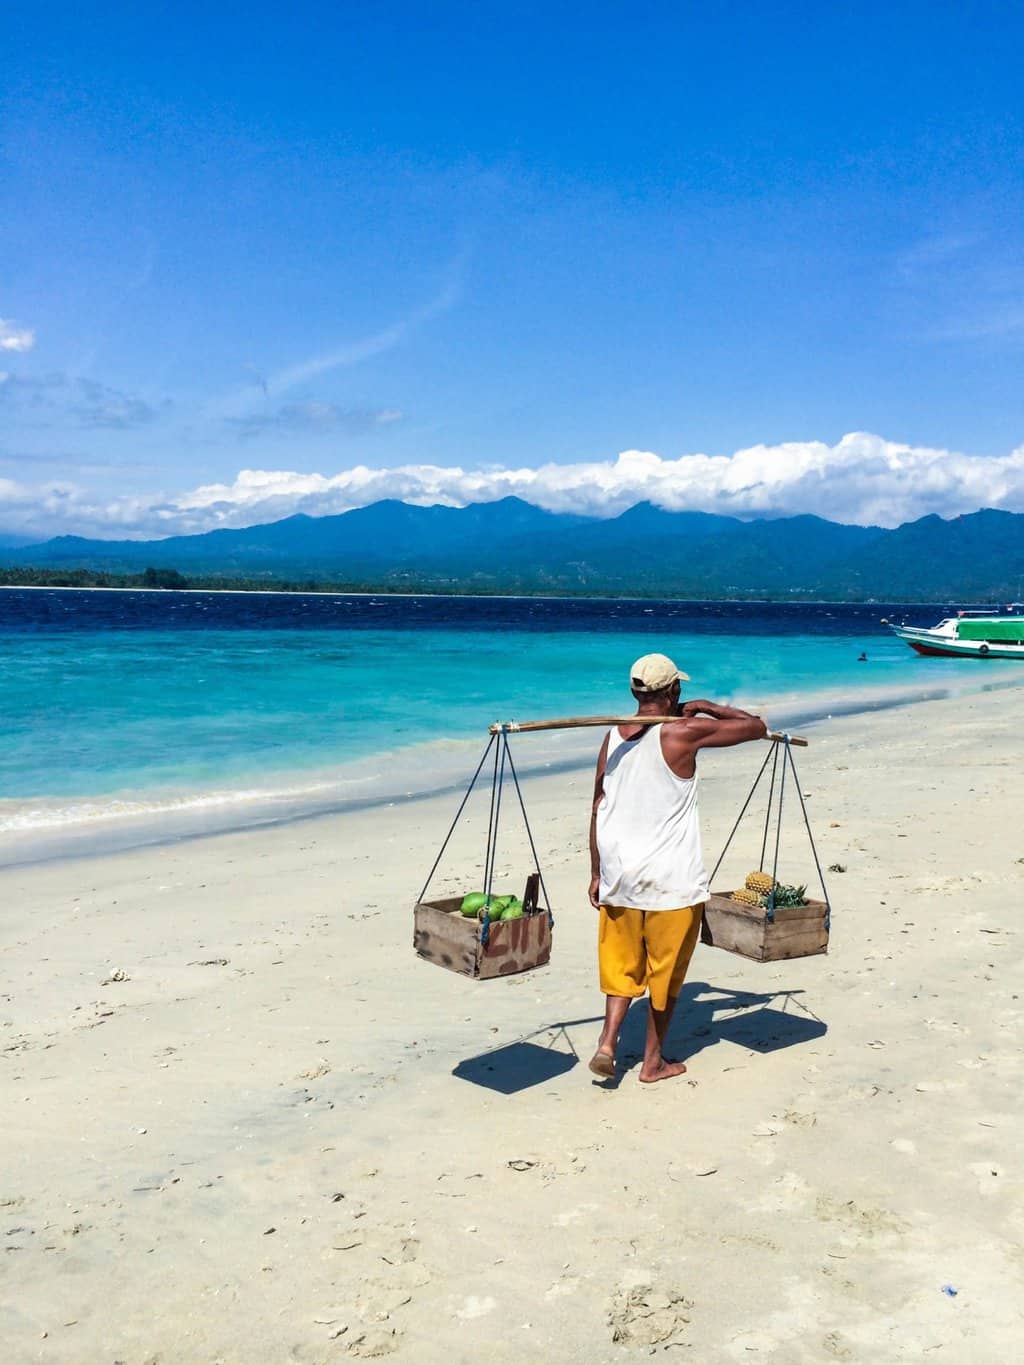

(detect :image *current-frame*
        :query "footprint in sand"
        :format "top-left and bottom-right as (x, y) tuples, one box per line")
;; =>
(814, 1194), (906, 1236)
(783, 1109), (817, 1128)
(607, 1284), (692, 1347)
(822, 1330), (855, 1359)
(343, 1325), (399, 1358)
(354, 1278), (418, 1322)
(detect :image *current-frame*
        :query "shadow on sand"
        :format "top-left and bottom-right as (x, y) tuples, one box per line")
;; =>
(452, 1030), (584, 1095)
(452, 980), (827, 1094)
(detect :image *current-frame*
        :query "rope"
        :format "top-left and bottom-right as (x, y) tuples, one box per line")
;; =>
(785, 741), (833, 931)
(759, 739), (780, 872)
(766, 739), (789, 922)
(708, 742), (774, 884)
(480, 733), (502, 901)
(415, 733), (496, 905)
(501, 732), (554, 927)
(480, 737), (508, 947)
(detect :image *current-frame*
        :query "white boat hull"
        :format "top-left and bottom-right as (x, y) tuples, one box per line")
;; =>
(892, 626), (1024, 659)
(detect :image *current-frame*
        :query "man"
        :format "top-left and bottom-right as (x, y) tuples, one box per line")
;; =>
(588, 653), (766, 1083)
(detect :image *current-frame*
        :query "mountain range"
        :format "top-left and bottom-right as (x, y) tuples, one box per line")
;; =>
(5, 498), (1024, 600)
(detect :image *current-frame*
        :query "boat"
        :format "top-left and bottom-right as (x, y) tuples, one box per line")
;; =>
(887, 608), (1024, 659)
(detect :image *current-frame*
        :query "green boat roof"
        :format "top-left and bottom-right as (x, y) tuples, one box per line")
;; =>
(957, 619), (1024, 642)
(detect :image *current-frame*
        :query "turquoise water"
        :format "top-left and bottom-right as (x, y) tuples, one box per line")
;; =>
(0, 624), (913, 799)
(2, 590), (1018, 858)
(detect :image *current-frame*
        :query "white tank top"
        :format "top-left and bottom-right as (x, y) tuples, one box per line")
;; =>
(596, 725), (710, 911)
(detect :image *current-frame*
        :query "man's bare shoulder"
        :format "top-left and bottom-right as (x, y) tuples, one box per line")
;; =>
(659, 716), (708, 749)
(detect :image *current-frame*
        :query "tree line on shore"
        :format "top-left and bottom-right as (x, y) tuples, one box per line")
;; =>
(0, 565), (375, 594)
(0, 565), (537, 596)
(0, 563), (837, 599)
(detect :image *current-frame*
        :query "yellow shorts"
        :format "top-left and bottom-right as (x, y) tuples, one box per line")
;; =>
(598, 904), (704, 1011)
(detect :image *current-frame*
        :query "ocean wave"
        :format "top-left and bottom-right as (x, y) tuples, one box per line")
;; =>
(0, 728), (594, 838)
(0, 781), (343, 833)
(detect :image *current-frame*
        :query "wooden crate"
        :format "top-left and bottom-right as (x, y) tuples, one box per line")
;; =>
(413, 874), (551, 980)
(700, 891), (829, 962)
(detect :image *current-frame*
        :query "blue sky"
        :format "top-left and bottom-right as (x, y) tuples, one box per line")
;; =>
(2, 2), (1024, 537)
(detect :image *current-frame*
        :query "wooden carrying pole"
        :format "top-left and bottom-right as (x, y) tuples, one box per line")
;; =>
(489, 716), (808, 746)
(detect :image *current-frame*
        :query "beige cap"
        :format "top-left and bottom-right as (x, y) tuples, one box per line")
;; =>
(630, 653), (690, 692)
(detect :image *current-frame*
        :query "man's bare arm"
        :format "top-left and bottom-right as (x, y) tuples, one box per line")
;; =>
(683, 711), (767, 749)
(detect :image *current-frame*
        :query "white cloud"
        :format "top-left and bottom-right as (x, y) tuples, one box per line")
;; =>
(3, 431), (1024, 541)
(0, 318), (35, 352)
(164, 433), (1024, 532)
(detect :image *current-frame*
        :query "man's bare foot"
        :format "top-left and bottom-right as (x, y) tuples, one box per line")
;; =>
(588, 1048), (616, 1078)
(638, 1057), (687, 1083)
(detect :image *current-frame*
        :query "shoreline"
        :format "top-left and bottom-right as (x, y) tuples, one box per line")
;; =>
(8, 671), (1024, 873)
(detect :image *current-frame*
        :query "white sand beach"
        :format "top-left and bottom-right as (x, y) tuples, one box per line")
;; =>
(2, 688), (1023, 1363)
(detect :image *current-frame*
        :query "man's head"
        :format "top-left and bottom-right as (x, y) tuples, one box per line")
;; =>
(629, 652), (690, 703)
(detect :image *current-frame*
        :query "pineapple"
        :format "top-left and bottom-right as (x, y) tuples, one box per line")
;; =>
(731, 887), (766, 908)
(771, 883), (808, 908)
(745, 870), (775, 895)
